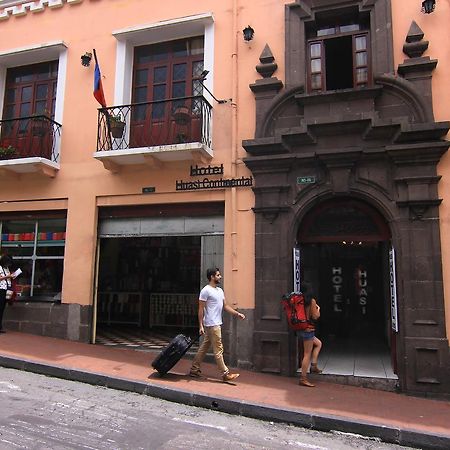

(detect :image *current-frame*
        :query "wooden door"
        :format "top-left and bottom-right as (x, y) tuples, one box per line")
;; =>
(2, 62), (57, 158)
(130, 37), (204, 148)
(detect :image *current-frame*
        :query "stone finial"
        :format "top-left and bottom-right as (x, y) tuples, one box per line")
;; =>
(256, 44), (278, 78)
(403, 21), (429, 58)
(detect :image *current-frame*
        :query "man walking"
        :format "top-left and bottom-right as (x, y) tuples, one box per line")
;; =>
(190, 267), (245, 382)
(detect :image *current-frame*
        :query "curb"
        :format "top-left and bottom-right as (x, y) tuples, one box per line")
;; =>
(0, 355), (449, 450)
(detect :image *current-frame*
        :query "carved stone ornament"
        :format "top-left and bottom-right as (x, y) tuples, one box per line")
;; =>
(403, 21), (429, 58)
(256, 44), (278, 78)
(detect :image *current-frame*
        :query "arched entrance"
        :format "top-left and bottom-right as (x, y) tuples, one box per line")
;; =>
(297, 198), (397, 385)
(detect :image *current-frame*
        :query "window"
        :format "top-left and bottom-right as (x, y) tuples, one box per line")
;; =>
(306, 10), (370, 92)
(1, 61), (58, 159)
(3, 61), (58, 120)
(0, 216), (66, 301)
(130, 37), (204, 146)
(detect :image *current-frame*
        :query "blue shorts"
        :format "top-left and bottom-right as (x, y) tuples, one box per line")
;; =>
(297, 330), (315, 341)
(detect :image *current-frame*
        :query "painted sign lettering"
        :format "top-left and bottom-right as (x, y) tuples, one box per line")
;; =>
(389, 247), (399, 332)
(332, 267), (343, 312)
(293, 248), (300, 292)
(357, 267), (368, 315)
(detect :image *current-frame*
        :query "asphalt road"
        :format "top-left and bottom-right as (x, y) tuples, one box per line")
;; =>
(0, 367), (411, 450)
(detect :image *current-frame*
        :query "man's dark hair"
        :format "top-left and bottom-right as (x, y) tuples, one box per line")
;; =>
(206, 267), (220, 281)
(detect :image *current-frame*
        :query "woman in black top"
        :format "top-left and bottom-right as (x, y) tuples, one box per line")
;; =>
(0, 255), (13, 333)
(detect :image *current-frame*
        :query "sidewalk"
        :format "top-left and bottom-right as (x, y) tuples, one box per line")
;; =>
(0, 331), (449, 449)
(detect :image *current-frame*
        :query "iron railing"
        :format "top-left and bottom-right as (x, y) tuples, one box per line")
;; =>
(0, 115), (61, 163)
(96, 95), (212, 152)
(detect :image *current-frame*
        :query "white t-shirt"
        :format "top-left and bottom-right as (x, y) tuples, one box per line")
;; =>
(199, 284), (224, 327)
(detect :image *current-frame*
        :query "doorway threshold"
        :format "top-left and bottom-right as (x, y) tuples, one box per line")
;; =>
(301, 337), (399, 392)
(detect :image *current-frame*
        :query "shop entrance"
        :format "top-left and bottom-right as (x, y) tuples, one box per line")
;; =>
(297, 199), (397, 384)
(98, 235), (200, 323)
(93, 207), (224, 350)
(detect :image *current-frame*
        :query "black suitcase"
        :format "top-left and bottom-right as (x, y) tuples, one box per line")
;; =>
(151, 334), (198, 376)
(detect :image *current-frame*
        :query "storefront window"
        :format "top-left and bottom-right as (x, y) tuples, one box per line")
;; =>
(0, 218), (66, 301)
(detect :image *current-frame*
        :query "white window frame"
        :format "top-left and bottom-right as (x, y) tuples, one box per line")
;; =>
(0, 40), (68, 164)
(112, 13), (215, 108)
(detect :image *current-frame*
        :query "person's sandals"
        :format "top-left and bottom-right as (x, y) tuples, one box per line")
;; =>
(310, 364), (322, 374)
(222, 372), (239, 382)
(189, 370), (202, 378)
(299, 378), (315, 387)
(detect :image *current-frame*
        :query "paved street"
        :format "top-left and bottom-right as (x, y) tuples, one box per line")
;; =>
(0, 367), (411, 450)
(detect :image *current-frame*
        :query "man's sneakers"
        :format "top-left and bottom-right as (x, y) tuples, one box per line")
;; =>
(190, 370), (240, 382)
(189, 369), (202, 378)
(222, 372), (239, 382)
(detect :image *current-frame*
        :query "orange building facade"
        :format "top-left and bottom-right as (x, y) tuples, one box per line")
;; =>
(0, 0), (448, 395)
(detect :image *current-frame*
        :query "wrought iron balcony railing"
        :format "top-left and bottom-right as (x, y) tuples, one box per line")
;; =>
(96, 95), (212, 152)
(0, 115), (61, 163)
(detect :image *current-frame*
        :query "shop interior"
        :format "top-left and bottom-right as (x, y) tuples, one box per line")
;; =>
(95, 236), (201, 350)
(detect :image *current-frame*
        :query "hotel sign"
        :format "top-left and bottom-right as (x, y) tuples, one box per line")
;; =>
(389, 247), (399, 332)
(293, 248), (301, 292)
(176, 164), (253, 191)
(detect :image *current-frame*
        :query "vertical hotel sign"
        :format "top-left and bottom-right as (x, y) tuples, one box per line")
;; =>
(389, 247), (399, 332)
(293, 248), (301, 292)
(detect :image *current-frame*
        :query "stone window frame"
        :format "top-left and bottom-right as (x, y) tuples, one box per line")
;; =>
(285, 0), (394, 89)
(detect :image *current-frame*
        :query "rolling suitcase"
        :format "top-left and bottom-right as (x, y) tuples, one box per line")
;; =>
(151, 334), (199, 376)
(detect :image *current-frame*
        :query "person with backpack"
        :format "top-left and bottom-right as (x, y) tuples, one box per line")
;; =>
(298, 291), (322, 387)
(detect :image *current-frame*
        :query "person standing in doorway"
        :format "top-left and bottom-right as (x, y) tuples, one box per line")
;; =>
(190, 267), (245, 382)
(0, 255), (14, 333)
(298, 290), (322, 387)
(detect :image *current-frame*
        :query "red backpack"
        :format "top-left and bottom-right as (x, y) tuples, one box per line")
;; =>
(281, 292), (310, 331)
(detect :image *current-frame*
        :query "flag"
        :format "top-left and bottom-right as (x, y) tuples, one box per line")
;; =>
(93, 52), (106, 108)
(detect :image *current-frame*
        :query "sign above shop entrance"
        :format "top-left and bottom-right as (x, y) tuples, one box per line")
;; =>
(176, 163), (253, 191)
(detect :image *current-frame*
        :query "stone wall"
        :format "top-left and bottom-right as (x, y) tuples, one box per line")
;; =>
(4, 302), (92, 342)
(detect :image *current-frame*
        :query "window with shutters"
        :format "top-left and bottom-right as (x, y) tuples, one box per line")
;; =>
(306, 9), (371, 93)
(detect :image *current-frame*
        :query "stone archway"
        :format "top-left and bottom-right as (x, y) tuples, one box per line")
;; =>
(243, 12), (450, 393)
(296, 197), (396, 380)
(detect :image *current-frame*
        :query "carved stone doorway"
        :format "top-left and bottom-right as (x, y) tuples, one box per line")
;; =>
(297, 198), (397, 380)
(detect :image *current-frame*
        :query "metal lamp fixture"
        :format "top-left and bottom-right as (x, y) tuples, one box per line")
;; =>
(421, 0), (436, 14)
(81, 52), (92, 67)
(243, 25), (255, 42)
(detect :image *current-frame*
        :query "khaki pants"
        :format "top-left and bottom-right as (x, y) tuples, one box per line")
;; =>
(191, 325), (228, 376)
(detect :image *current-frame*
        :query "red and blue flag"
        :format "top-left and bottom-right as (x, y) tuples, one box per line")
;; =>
(93, 52), (106, 108)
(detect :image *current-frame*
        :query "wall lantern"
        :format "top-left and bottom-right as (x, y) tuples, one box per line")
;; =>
(243, 25), (255, 42)
(421, 0), (436, 14)
(81, 52), (92, 67)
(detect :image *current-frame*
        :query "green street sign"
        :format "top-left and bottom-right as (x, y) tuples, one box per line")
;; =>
(297, 176), (316, 185)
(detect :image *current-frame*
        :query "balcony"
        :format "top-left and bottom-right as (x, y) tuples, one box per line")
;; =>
(0, 115), (61, 178)
(94, 95), (213, 172)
